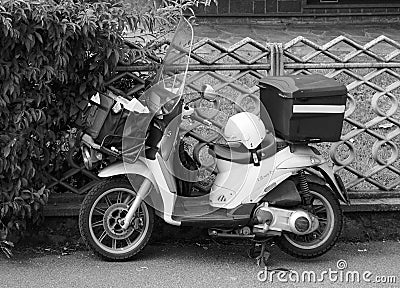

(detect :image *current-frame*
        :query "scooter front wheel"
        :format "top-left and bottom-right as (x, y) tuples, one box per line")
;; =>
(277, 183), (343, 259)
(79, 178), (154, 261)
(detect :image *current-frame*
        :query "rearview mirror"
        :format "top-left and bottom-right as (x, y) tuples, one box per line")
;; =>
(201, 84), (217, 101)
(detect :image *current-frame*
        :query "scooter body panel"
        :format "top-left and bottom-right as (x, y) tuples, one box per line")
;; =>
(209, 145), (332, 209)
(96, 145), (347, 227)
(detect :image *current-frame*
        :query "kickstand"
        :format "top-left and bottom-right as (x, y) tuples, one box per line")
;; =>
(248, 240), (271, 267)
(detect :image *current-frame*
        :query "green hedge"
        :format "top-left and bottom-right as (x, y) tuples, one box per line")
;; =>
(0, 0), (213, 256)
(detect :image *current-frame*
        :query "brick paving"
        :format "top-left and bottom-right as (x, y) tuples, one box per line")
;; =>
(194, 21), (400, 46)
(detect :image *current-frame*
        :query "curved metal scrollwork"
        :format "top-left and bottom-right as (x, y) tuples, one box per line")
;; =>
(283, 35), (400, 193)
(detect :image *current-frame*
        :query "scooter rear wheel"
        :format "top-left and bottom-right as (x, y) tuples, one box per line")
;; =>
(79, 178), (154, 261)
(277, 183), (343, 259)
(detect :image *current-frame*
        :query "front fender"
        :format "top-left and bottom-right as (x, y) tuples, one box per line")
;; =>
(99, 158), (152, 177)
(98, 160), (157, 192)
(98, 160), (165, 216)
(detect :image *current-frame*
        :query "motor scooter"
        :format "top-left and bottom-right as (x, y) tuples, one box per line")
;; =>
(78, 16), (349, 264)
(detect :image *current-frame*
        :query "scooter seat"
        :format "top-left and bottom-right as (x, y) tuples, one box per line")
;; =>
(211, 134), (276, 164)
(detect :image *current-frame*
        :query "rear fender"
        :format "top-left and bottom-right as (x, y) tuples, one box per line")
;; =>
(277, 145), (326, 169)
(310, 163), (350, 204)
(278, 145), (349, 204)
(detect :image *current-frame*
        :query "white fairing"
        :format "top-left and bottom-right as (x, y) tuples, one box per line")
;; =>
(209, 145), (326, 209)
(224, 112), (266, 149)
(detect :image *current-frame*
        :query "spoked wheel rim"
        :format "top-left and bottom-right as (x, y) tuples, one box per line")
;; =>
(283, 190), (335, 250)
(88, 187), (150, 255)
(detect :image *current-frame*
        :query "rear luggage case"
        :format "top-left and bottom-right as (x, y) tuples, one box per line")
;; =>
(259, 74), (347, 143)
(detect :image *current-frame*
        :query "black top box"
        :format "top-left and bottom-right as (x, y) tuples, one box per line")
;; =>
(259, 74), (347, 143)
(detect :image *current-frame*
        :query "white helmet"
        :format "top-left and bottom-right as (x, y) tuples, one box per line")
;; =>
(224, 112), (266, 149)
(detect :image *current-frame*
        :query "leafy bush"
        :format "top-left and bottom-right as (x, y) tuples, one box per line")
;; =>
(0, 0), (213, 255)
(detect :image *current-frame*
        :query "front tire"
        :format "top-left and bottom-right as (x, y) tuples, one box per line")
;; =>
(79, 178), (154, 261)
(277, 183), (343, 259)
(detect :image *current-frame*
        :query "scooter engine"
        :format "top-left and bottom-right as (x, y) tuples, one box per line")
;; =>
(252, 203), (319, 236)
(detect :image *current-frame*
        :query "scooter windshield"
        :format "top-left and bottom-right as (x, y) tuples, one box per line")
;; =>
(122, 17), (194, 163)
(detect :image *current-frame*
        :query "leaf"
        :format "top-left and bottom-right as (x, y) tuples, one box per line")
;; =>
(104, 62), (108, 75)
(21, 193), (31, 200)
(113, 49), (120, 64)
(21, 178), (28, 187)
(79, 82), (87, 95)
(106, 47), (112, 58)
(1, 205), (9, 218)
(24, 204), (31, 219)
(98, 73), (104, 86)
(1, 192), (11, 202)
(37, 186), (45, 196)
(14, 179), (21, 196)
(14, 197), (24, 202)
(20, 147), (28, 161)
(3, 146), (10, 158)
(34, 31), (43, 43)
(33, 202), (40, 211)
(89, 62), (97, 71)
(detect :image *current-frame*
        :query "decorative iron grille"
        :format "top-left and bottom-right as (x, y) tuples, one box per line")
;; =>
(50, 35), (400, 200)
(281, 36), (400, 195)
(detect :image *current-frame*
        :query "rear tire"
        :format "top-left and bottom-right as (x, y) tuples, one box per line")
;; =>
(79, 178), (154, 261)
(277, 183), (343, 259)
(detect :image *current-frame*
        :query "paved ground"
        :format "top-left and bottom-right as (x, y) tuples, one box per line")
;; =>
(2, 240), (399, 288)
(194, 22), (400, 45)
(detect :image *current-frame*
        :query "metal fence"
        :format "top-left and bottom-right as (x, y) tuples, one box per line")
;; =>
(280, 36), (400, 198)
(51, 35), (400, 200)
